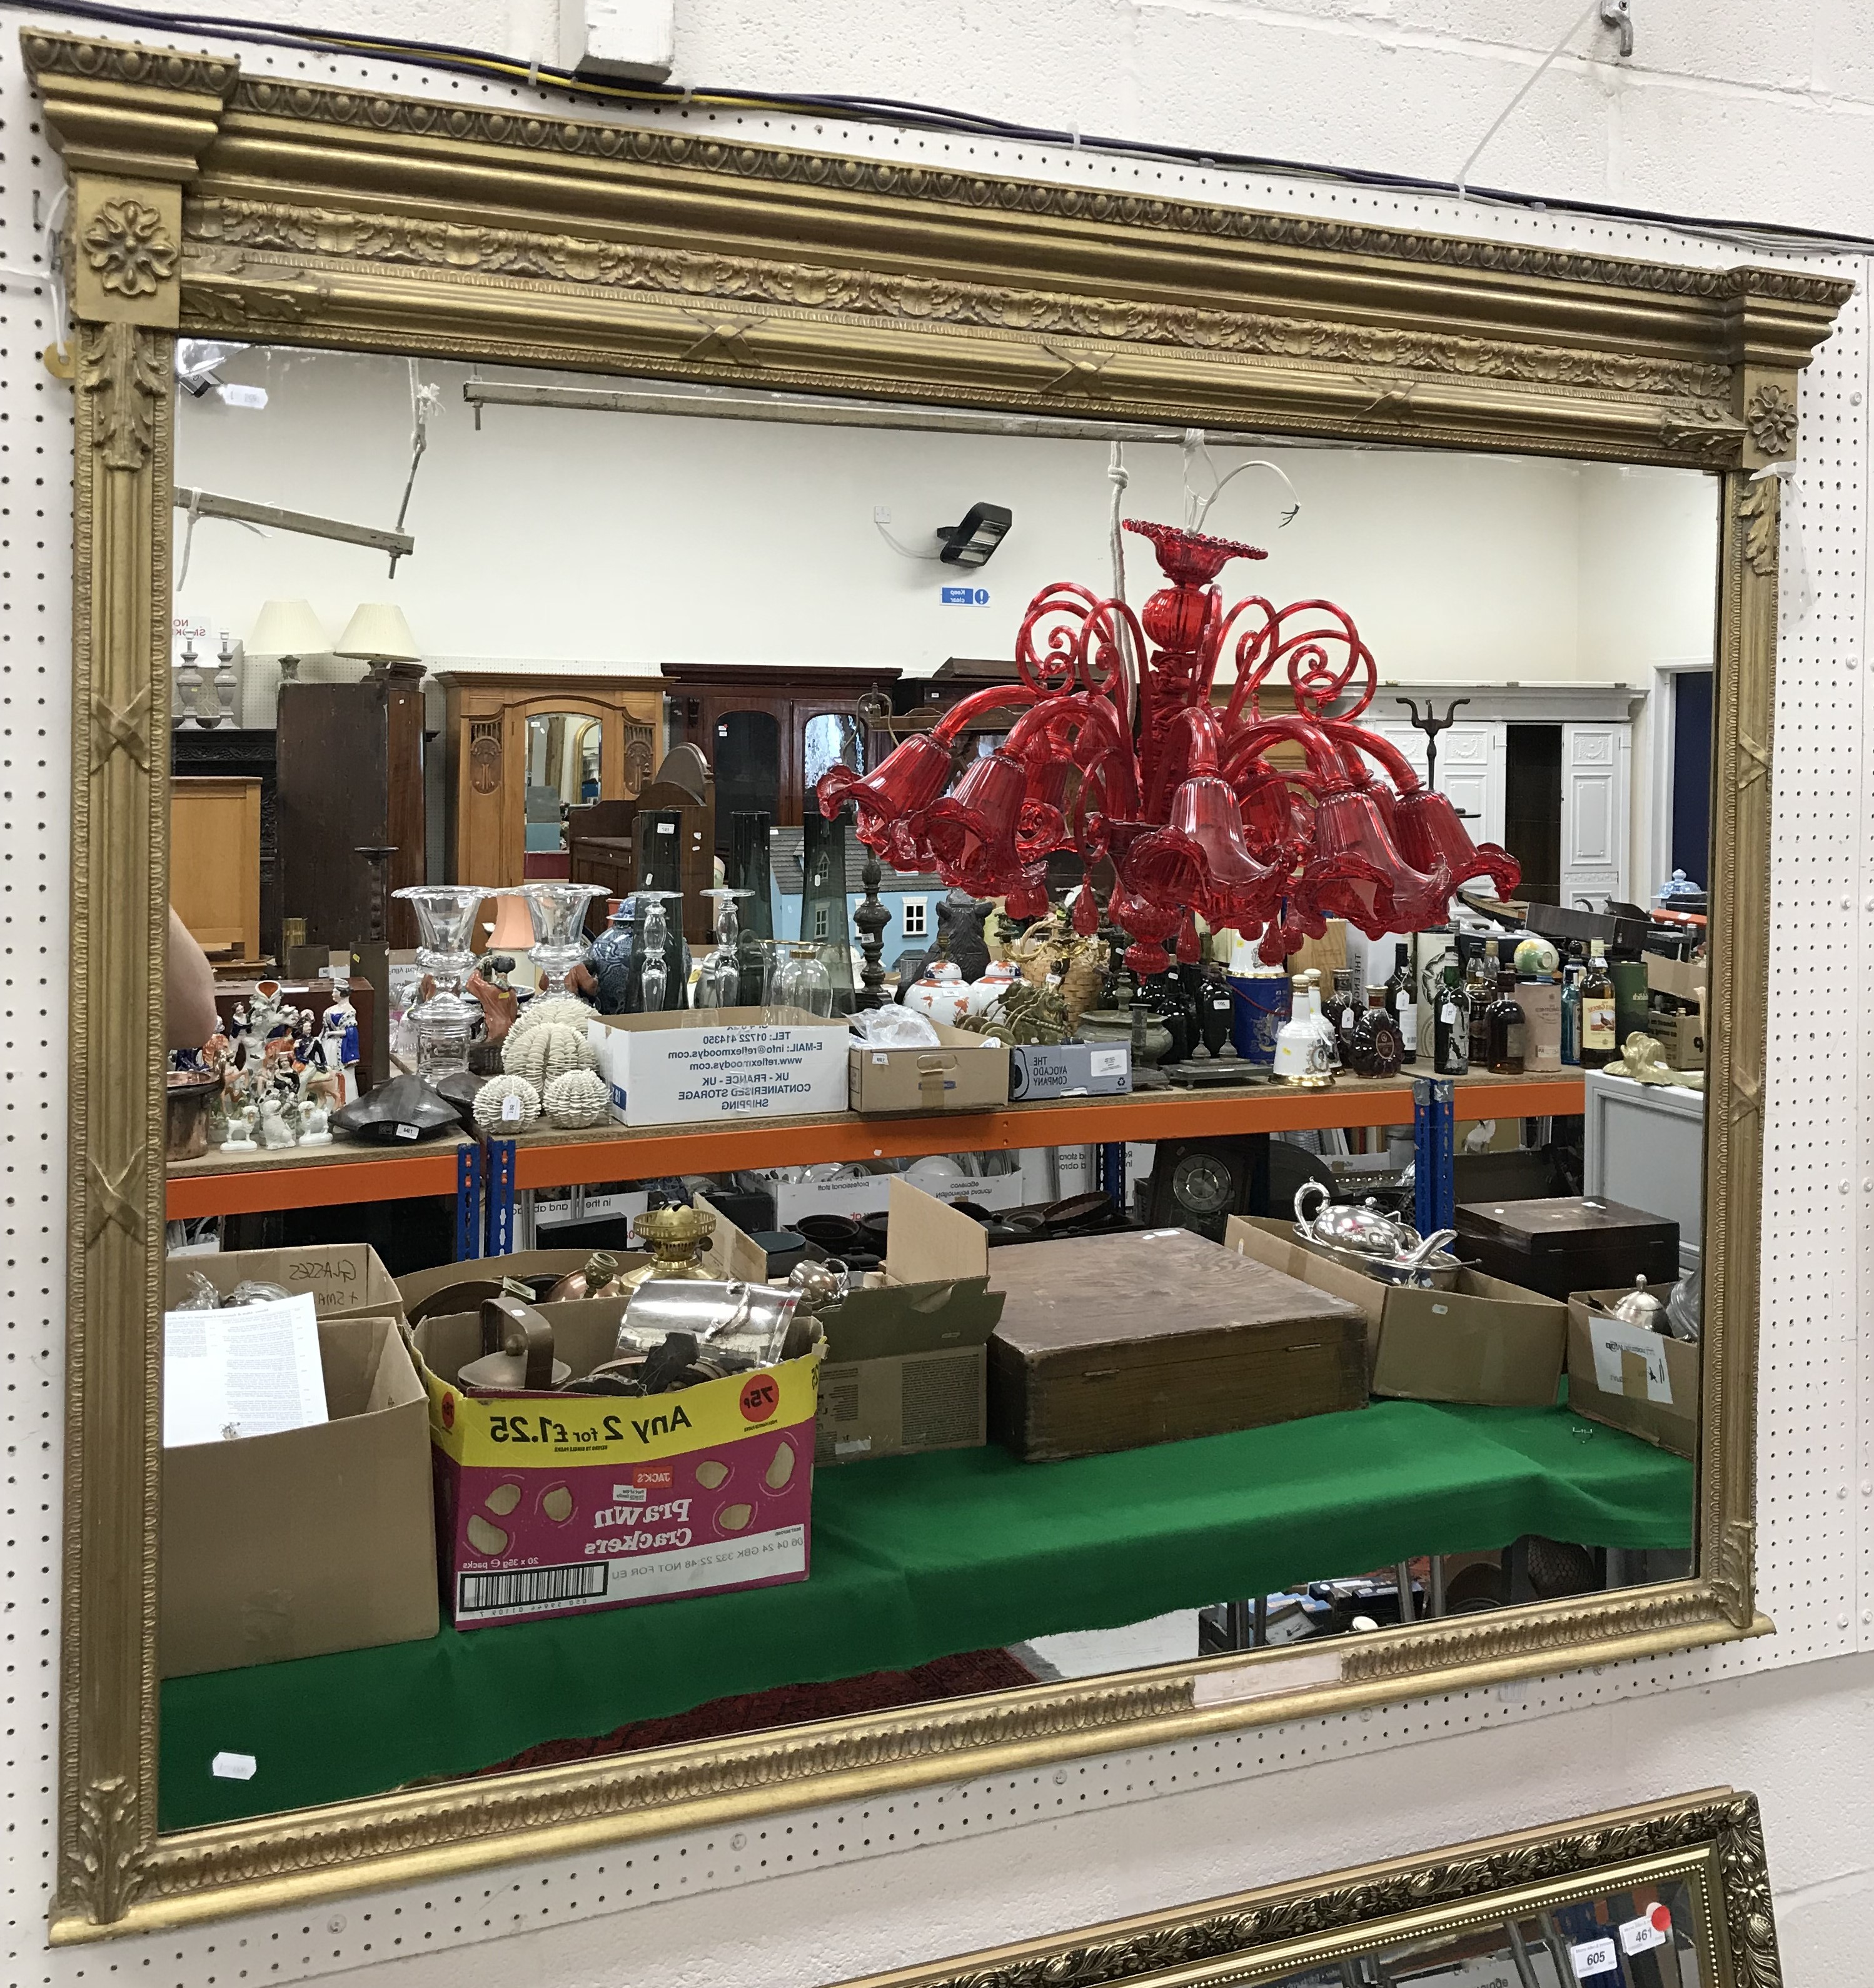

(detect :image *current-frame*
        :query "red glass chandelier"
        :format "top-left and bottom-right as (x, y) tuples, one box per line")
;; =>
(818, 520), (1520, 975)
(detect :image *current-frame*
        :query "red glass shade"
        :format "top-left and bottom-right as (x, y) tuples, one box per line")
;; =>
(922, 751), (1047, 903)
(817, 732), (952, 853)
(1305, 790), (1453, 937)
(1391, 787), (1523, 899)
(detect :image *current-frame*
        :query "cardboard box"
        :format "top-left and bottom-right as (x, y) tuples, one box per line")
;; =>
(769, 1165), (1029, 1225)
(166, 1242), (402, 1320)
(587, 1006), (850, 1127)
(1646, 955), (1708, 1005)
(411, 1301), (818, 1629)
(161, 1312), (438, 1675)
(815, 1180), (1005, 1464)
(1566, 1287), (1699, 1458)
(1007, 1040), (1131, 1100)
(1225, 1215), (1568, 1408)
(1650, 1008), (1706, 1070)
(849, 1021), (1010, 1114)
(1518, 981), (1562, 1072)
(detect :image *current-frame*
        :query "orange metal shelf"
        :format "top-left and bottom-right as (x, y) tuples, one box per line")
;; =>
(165, 1150), (463, 1218)
(164, 1075), (1586, 1218)
(510, 1075), (1582, 1190)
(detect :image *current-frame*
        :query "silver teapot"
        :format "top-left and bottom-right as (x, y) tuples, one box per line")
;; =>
(1292, 1182), (1461, 1288)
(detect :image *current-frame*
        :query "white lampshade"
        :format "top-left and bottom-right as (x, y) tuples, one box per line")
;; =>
(248, 598), (327, 657)
(335, 601), (421, 663)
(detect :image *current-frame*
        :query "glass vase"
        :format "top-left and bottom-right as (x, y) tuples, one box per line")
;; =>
(392, 884), (488, 1078)
(513, 881), (607, 996)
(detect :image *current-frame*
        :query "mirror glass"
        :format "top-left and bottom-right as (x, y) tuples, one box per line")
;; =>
(1241, 1871), (1703, 1987)
(524, 711), (602, 855)
(161, 342), (1719, 1835)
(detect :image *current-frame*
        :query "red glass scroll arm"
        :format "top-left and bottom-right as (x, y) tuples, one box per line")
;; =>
(1219, 598), (1375, 731)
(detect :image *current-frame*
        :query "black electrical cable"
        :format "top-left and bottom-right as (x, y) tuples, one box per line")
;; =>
(12, 0), (1874, 261)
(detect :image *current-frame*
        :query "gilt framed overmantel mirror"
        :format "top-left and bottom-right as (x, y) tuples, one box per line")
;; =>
(31, 26), (1848, 1941)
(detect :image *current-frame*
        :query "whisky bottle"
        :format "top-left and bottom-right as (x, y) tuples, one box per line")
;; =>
(1386, 941), (1418, 1065)
(1579, 940), (1617, 1069)
(1485, 960), (1528, 1074)
(1434, 962), (1471, 1075)
(1468, 939), (1496, 1070)
(1348, 985), (1405, 1078)
(1320, 966), (1358, 1069)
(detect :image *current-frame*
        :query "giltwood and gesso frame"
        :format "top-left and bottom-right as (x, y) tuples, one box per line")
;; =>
(835, 1787), (1783, 1988)
(28, 27), (1847, 1939)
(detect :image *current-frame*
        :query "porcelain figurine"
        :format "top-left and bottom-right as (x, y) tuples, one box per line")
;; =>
(221, 1100), (258, 1150)
(296, 1101), (331, 1148)
(467, 957), (520, 1049)
(257, 1095), (296, 1150)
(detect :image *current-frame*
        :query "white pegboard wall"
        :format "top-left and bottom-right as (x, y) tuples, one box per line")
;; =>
(0, 10), (1866, 1985)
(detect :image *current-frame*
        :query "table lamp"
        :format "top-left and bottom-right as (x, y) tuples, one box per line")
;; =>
(335, 601), (422, 680)
(248, 598), (327, 686)
(485, 890), (539, 989)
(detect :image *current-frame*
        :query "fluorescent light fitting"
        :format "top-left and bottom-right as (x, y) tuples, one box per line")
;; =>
(172, 488), (415, 559)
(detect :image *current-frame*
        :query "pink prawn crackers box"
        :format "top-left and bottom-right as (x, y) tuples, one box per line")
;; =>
(410, 1301), (819, 1630)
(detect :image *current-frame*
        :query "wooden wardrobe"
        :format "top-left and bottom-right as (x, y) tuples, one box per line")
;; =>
(436, 673), (667, 888)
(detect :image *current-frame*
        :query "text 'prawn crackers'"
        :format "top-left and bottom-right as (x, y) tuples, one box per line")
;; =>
(410, 1313), (820, 1630)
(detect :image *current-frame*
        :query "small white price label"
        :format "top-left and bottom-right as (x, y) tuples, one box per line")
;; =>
(1568, 1935), (1618, 1979)
(1620, 1904), (1673, 1955)
(211, 1750), (257, 1781)
(394, 1123), (419, 1141)
(501, 1093), (523, 1122)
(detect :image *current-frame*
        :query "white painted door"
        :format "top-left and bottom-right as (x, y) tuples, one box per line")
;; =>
(1369, 720), (1506, 846)
(1559, 722), (1631, 908)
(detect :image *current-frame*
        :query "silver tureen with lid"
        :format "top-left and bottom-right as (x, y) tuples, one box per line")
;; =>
(1292, 1180), (1463, 1288)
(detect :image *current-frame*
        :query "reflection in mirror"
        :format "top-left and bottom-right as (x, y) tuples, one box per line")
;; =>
(1249, 1872), (1702, 1987)
(522, 711), (604, 856)
(162, 341), (1717, 1833)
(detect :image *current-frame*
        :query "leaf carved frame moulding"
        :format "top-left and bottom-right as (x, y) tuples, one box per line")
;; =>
(24, 25), (1850, 1939)
(834, 1787), (1780, 1988)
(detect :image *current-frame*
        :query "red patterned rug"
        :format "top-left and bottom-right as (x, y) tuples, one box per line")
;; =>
(482, 1647), (1040, 1776)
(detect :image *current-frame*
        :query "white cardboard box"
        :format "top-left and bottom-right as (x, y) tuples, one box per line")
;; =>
(770, 1166), (1029, 1225)
(587, 1007), (850, 1127)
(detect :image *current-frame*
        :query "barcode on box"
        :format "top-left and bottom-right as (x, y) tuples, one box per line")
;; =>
(458, 1562), (607, 1615)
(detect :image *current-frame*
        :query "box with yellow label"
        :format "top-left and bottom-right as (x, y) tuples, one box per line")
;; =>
(410, 1302), (818, 1629)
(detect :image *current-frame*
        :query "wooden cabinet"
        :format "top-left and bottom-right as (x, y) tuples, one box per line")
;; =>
(436, 672), (666, 888)
(171, 777), (262, 964)
(665, 664), (900, 851)
(276, 671), (427, 951)
(171, 729), (278, 961)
